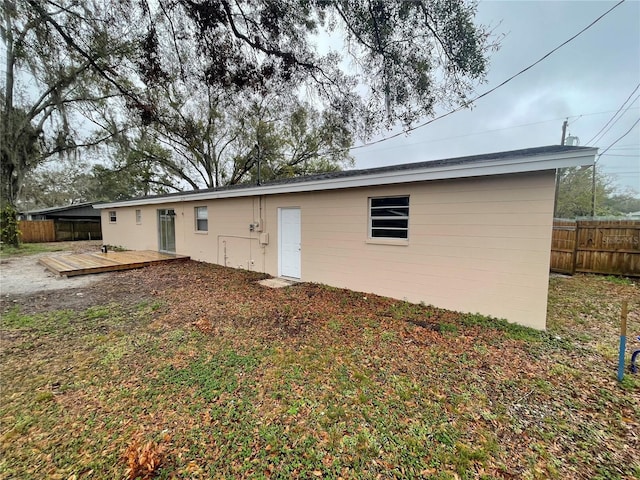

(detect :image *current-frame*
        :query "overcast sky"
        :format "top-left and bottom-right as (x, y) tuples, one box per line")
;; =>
(351, 0), (640, 195)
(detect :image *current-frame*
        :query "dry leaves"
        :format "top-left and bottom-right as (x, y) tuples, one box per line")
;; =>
(123, 433), (166, 480)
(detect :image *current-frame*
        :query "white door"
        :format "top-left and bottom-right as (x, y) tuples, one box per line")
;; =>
(279, 207), (301, 278)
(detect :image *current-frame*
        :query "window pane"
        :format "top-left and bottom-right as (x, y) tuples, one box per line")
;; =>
(196, 207), (207, 219)
(370, 207), (409, 217)
(369, 196), (409, 240)
(371, 228), (408, 239)
(371, 197), (409, 208)
(372, 218), (408, 229)
(196, 219), (208, 231)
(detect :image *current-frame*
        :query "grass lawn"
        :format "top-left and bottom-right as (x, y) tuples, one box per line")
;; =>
(0, 242), (68, 258)
(0, 240), (103, 258)
(0, 262), (638, 479)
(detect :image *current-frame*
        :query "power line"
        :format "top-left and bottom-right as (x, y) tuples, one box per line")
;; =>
(585, 84), (640, 145)
(348, 0), (626, 152)
(606, 145), (640, 150)
(352, 109), (640, 155)
(598, 118), (640, 158)
(358, 118), (561, 153)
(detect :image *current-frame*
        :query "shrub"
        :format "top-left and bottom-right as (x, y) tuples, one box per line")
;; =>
(0, 205), (20, 247)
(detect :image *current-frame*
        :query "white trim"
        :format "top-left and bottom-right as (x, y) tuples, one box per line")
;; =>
(194, 205), (208, 232)
(96, 149), (597, 209)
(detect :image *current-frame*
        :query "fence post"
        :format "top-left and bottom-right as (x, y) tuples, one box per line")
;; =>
(571, 221), (579, 275)
(618, 301), (628, 382)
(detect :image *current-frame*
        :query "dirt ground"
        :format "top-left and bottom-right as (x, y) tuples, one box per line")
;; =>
(0, 242), (180, 316)
(0, 241), (109, 299)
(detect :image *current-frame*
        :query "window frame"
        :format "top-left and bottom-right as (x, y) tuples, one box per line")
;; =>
(368, 196), (409, 241)
(135, 209), (142, 225)
(109, 211), (117, 224)
(194, 206), (208, 232)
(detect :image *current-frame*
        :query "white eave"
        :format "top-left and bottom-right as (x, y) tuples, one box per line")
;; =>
(96, 147), (597, 209)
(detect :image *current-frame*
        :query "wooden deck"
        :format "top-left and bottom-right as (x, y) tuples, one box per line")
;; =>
(39, 250), (190, 277)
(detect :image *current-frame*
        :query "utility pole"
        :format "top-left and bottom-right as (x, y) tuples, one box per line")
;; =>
(591, 159), (597, 217)
(554, 119), (569, 217)
(255, 143), (261, 186)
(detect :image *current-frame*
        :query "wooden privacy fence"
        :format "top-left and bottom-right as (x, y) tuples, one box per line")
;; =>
(18, 220), (102, 243)
(54, 221), (102, 241)
(19, 220), (56, 243)
(551, 219), (640, 276)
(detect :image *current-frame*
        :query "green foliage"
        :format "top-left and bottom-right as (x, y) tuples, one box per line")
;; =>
(1, 0), (139, 207)
(0, 241), (67, 258)
(174, 0), (495, 131)
(603, 275), (634, 286)
(555, 167), (614, 218)
(1, 267), (639, 478)
(0, 106), (42, 207)
(602, 190), (640, 215)
(5, 1), (499, 205)
(123, 88), (355, 190)
(0, 204), (20, 247)
(460, 312), (544, 342)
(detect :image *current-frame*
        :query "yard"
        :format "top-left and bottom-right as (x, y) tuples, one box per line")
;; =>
(0, 250), (638, 479)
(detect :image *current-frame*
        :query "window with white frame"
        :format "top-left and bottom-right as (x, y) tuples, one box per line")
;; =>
(135, 209), (142, 224)
(369, 196), (409, 239)
(195, 206), (208, 232)
(109, 211), (117, 223)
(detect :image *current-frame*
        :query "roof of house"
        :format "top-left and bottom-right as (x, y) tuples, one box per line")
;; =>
(24, 202), (98, 217)
(96, 145), (597, 208)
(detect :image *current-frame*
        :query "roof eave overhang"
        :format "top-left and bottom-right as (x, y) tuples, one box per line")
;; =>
(96, 148), (597, 209)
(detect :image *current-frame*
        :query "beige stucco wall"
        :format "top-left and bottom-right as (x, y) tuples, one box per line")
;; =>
(101, 170), (556, 329)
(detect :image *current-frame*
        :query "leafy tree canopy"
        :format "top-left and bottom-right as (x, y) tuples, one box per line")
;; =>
(137, 0), (497, 133)
(4, 0), (499, 208)
(555, 167), (640, 218)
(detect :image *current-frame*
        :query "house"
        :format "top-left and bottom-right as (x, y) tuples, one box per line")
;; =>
(97, 145), (597, 330)
(20, 202), (102, 242)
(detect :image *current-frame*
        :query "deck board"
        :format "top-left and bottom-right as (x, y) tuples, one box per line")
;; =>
(39, 250), (190, 277)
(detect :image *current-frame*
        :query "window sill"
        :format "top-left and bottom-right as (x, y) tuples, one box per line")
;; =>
(194, 230), (208, 235)
(366, 238), (409, 246)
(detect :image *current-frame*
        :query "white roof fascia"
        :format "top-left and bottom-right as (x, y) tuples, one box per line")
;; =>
(97, 148), (596, 209)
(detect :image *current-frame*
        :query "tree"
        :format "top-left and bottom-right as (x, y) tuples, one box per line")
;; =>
(19, 158), (93, 210)
(602, 189), (640, 215)
(4, 0), (498, 207)
(19, 142), (174, 208)
(141, 0), (497, 135)
(116, 84), (354, 190)
(88, 134), (175, 200)
(111, 0), (495, 190)
(0, 0), (136, 208)
(555, 167), (615, 218)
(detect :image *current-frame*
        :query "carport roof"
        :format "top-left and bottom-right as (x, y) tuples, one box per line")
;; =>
(96, 145), (597, 208)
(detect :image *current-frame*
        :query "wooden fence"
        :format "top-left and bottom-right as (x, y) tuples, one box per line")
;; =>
(18, 220), (56, 243)
(550, 219), (640, 276)
(18, 220), (102, 243)
(54, 221), (102, 241)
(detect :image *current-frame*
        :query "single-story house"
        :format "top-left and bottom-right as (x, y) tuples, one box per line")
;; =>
(97, 145), (597, 330)
(20, 202), (102, 242)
